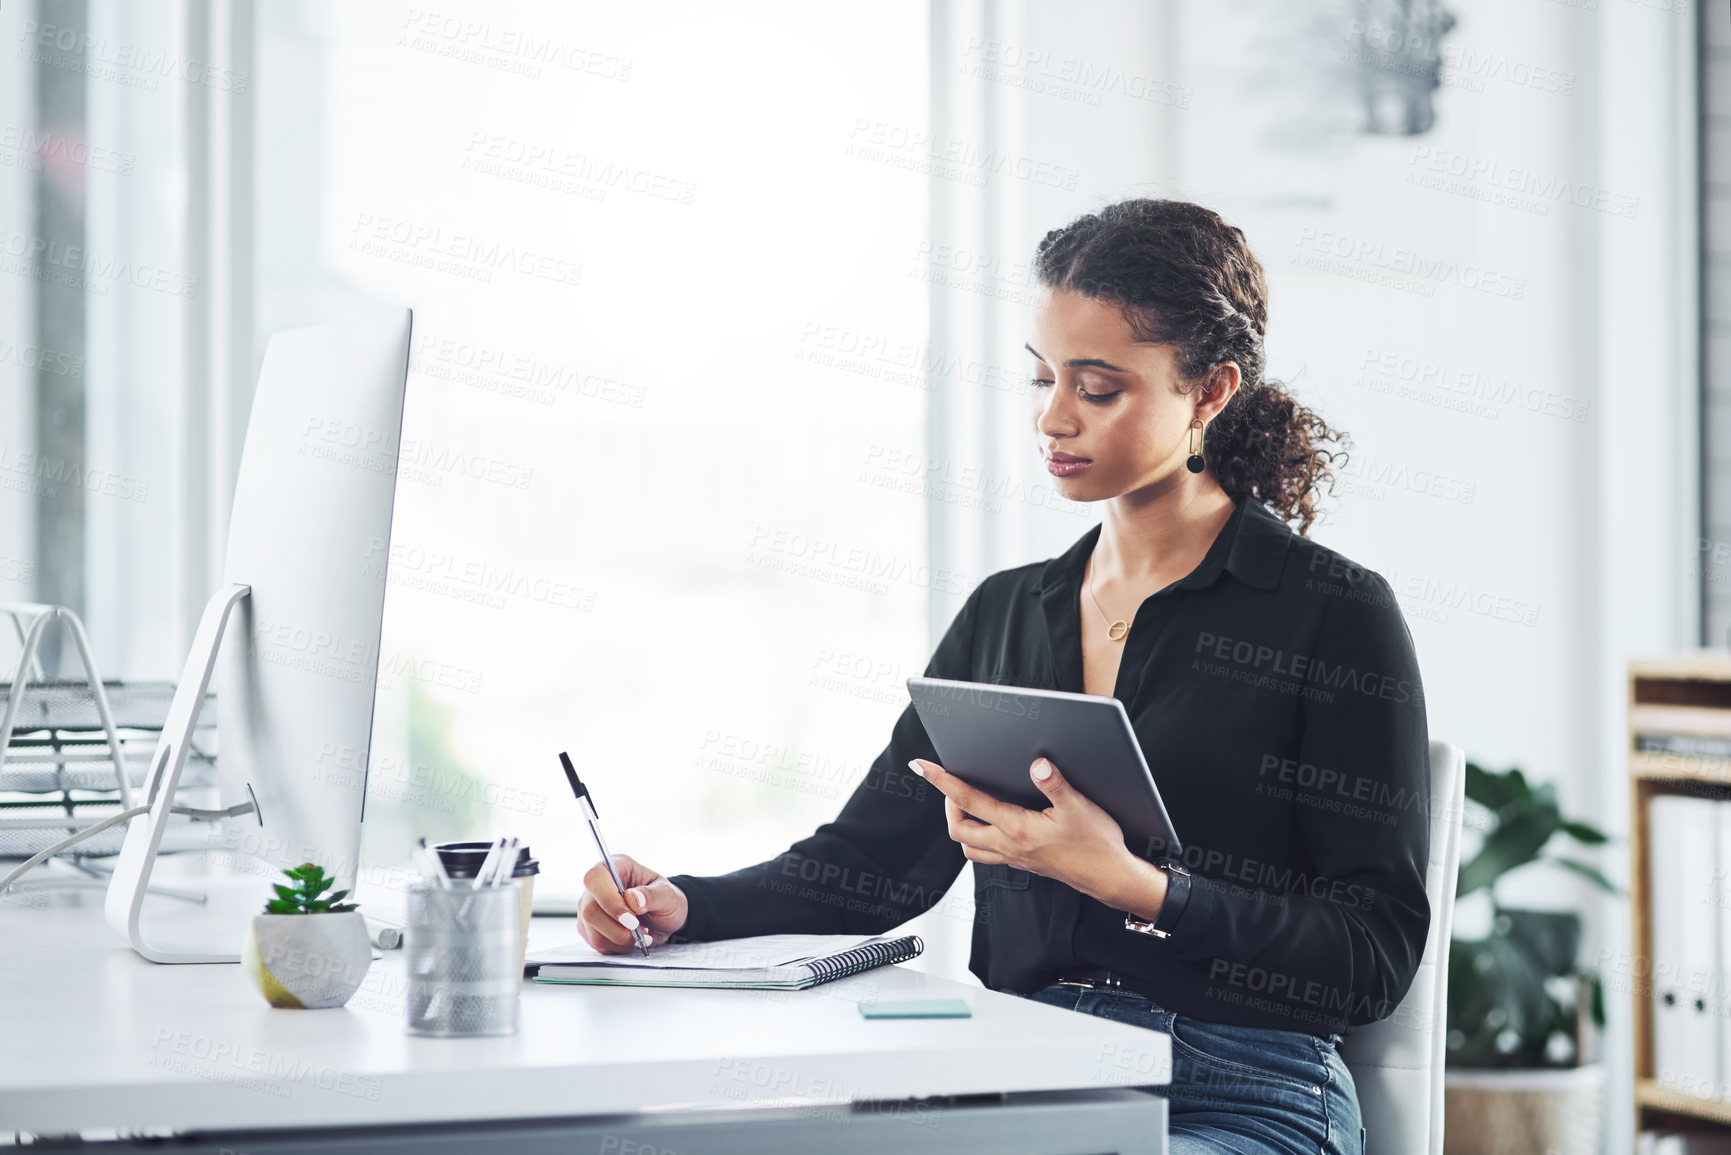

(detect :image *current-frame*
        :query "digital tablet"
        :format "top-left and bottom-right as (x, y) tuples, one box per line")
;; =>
(906, 676), (1182, 859)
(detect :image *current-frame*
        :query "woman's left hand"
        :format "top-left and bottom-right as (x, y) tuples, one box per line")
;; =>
(909, 756), (1158, 912)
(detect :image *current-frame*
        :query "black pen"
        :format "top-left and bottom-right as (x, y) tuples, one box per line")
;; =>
(559, 751), (651, 958)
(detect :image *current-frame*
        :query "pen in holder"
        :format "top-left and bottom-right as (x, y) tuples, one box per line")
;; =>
(432, 840), (539, 977)
(405, 878), (522, 1037)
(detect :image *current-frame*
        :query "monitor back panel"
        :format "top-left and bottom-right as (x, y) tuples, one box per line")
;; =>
(216, 309), (412, 889)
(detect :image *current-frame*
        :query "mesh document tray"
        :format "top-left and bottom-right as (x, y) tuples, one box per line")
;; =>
(1, 679), (220, 858)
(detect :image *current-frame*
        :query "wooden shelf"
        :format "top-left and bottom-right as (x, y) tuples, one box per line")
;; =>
(1631, 654), (1731, 681)
(1637, 1079), (1731, 1126)
(1630, 656), (1731, 1145)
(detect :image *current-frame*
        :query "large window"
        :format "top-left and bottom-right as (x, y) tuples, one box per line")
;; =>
(254, 4), (937, 915)
(0, 2), (943, 936)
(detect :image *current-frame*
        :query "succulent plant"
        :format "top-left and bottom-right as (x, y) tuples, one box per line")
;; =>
(262, 862), (358, 915)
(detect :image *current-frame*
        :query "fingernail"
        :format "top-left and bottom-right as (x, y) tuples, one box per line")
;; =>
(618, 911), (640, 930)
(908, 759), (925, 777)
(628, 889), (645, 910)
(1032, 759), (1052, 781)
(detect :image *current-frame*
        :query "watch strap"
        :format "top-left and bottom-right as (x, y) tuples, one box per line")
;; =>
(1123, 860), (1190, 939)
(1152, 861), (1190, 934)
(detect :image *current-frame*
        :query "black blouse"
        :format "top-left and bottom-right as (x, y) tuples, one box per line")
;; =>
(671, 497), (1432, 1036)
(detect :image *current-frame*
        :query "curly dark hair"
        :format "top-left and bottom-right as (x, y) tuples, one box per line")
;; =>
(1032, 198), (1344, 535)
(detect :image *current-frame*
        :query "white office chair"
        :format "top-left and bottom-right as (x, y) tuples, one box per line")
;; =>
(1338, 738), (1466, 1155)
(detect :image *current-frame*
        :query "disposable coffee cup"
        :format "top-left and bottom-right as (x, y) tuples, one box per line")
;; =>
(434, 841), (539, 975)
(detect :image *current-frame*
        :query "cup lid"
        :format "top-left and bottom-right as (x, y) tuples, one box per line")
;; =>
(432, 841), (539, 877)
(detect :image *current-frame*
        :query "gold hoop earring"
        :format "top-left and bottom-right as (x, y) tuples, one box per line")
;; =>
(1186, 418), (1205, 474)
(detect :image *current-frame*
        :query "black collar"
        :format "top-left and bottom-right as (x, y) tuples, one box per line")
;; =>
(1030, 497), (1293, 598)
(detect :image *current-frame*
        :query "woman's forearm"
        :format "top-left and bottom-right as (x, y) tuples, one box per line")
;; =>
(1083, 849), (1169, 921)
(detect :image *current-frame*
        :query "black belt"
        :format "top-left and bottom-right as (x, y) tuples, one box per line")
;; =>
(1054, 966), (1127, 990)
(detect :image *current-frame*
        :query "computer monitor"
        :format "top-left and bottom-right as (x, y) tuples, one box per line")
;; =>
(105, 308), (411, 963)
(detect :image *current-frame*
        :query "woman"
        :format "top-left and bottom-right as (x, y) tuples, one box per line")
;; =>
(576, 199), (1430, 1155)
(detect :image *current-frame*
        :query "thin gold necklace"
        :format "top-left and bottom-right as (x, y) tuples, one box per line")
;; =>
(1086, 553), (1129, 642)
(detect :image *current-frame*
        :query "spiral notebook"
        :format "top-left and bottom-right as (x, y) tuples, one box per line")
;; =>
(528, 933), (924, 990)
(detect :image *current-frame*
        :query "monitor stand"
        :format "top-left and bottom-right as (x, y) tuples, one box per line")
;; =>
(105, 583), (259, 964)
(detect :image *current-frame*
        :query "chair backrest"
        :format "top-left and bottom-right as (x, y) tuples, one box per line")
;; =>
(1338, 738), (1466, 1155)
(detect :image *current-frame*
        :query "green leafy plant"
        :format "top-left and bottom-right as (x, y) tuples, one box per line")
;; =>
(1446, 761), (1622, 1068)
(262, 862), (358, 915)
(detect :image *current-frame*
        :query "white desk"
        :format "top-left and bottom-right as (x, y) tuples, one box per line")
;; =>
(1, 868), (1170, 1153)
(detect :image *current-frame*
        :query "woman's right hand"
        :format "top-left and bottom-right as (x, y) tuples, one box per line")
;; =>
(577, 854), (690, 954)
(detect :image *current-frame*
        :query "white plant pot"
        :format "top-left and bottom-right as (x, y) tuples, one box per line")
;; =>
(243, 911), (372, 1009)
(1443, 1064), (1606, 1155)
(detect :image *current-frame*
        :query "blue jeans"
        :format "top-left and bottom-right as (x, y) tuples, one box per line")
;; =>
(1021, 983), (1362, 1155)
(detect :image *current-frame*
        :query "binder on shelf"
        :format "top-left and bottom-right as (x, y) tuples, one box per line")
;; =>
(1651, 795), (1721, 1100)
(1640, 1134), (1731, 1154)
(1716, 800), (1731, 1102)
(1638, 734), (1731, 761)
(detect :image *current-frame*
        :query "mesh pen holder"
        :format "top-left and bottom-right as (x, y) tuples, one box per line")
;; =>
(406, 879), (522, 1037)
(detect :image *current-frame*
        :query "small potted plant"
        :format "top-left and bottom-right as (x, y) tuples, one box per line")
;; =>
(1443, 761), (1623, 1155)
(241, 862), (372, 1009)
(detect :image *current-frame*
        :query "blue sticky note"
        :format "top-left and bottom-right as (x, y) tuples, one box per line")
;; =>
(859, 998), (972, 1019)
